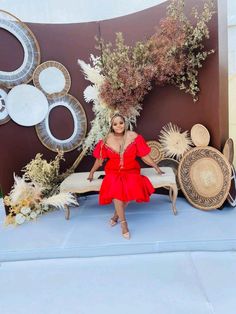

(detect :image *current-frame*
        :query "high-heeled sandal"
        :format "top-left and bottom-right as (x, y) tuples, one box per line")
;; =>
(120, 220), (130, 240)
(109, 215), (119, 227)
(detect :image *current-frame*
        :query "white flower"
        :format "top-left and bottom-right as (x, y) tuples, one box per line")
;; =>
(30, 212), (37, 219)
(36, 209), (41, 215)
(20, 206), (31, 215)
(15, 213), (26, 224)
(84, 85), (99, 103)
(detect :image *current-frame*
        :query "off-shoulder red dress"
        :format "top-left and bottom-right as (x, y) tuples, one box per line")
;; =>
(93, 134), (155, 205)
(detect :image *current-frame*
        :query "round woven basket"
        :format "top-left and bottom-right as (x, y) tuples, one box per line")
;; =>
(222, 138), (234, 165)
(190, 124), (210, 147)
(147, 140), (163, 163)
(158, 158), (181, 190)
(178, 146), (231, 210)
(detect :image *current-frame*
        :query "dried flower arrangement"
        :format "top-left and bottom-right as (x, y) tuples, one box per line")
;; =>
(22, 152), (65, 197)
(4, 153), (77, 225)
(78, 0), (215, 153)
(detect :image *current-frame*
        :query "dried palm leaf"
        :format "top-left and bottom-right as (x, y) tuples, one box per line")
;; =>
(159, 122), (193, 161)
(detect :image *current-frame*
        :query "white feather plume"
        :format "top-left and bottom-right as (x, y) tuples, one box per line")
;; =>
(9, 174), (31, 205)
(9, 175), (43, 205)
(41, 192), (78, 209)
(77, 59), (104, 86)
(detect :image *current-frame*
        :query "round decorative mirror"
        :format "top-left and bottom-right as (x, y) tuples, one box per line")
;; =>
(35, 94), (87, 152)
(0, 87), (10, 125)
(0, 10), (40, 88)
(33, 61), (71, 98)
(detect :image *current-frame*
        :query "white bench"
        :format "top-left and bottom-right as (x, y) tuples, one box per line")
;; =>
(60, 167), (178, 220)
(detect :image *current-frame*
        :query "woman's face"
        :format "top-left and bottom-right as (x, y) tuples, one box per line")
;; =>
(112, 116), (125, 134)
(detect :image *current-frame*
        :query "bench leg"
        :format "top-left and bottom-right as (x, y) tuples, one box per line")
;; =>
(170, 185), (178, 215)
(169, 188), (173, 202)
(64, 204), (70, 220)
(64, 194), (79, 220)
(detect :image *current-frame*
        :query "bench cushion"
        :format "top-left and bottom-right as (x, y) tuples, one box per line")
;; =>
(60, 167), (176, 193)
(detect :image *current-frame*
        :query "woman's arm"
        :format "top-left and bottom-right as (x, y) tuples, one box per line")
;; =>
(141, 154), (165, 175)
(87, 159), (104, 181)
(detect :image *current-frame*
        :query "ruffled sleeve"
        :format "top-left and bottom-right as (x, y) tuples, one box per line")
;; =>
(93, 140), (108, 159)
(135, 135), (151, 157)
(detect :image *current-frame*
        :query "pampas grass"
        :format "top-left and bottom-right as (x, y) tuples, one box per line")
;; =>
(78, 59), (104, 86)
(41, 192), (78, 209)
(9, 174), (43, 206)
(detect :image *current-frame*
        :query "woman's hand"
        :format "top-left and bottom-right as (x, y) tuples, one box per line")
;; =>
(87, 172), (94, 182)
(156, 168), (165, 175)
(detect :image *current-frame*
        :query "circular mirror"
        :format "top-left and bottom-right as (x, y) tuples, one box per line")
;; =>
(0, 87), (10, 125)
(0, 10), (40, 88)
(33, 61), (71, 98)
(35, 94), (87, 152)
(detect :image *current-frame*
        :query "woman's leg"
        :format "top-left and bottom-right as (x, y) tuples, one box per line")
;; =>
(113, 199), (129, 235)
(110, 209), (119, 224)
(110, 202), (130, 226)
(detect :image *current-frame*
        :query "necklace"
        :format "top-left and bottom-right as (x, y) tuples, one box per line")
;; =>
(118, 131), (127, 169)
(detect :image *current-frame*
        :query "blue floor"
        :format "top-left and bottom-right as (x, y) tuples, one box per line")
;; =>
(0, 194), (236, 261)
(0, 195), (236, 314)
(1, 252), (236, 314)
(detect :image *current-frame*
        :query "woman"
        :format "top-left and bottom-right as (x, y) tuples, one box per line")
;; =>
(88, 113), (164, 239)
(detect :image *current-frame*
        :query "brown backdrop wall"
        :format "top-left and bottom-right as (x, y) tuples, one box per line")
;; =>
(0, 0), (228, 212)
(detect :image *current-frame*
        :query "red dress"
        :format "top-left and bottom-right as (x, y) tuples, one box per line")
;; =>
(93, 134), (155, 205)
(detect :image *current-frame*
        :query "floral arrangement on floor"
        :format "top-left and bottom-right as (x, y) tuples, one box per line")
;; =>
(77, 0), (215, 153)
(4, 153), (77, 225)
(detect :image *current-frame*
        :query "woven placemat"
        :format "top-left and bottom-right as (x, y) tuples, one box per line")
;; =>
(190, 124), (210, 147)
(227, 165), (236, 207)
(178, 146), (231, 210)
(222, 138), (234, 165)
(147, 140), (163, 163)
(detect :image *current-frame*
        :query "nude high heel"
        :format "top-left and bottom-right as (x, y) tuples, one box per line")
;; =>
(109, 214), (119, 227)
(120, 220), (130, 240)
